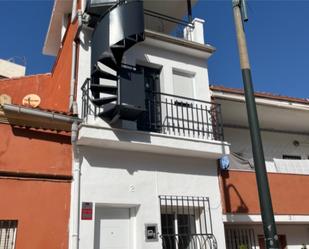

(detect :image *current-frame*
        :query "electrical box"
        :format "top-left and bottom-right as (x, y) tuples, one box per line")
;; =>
(145, 224), (158, 242)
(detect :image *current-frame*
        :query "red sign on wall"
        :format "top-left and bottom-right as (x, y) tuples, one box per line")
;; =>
(81, 202), (93, 220)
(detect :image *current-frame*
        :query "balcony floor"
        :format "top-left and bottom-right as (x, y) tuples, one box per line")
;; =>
(78, 122), (230, 159)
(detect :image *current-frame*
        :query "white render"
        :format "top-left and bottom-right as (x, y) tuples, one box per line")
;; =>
(223, 214), (309, 224)
(79, 147), (227, 249)
(225, 127), (309, 174)
(76, 29), (214, 117)
(74, 12), (228, 249)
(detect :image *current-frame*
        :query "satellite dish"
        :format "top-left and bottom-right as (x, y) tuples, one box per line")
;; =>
(22, 94), (41, 108)
(219, 155), (230, 170)
(0, 94), (12, 105)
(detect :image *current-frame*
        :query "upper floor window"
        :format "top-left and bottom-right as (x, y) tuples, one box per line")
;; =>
(172, 69), (195, 99)
(0, 220), (18, 249)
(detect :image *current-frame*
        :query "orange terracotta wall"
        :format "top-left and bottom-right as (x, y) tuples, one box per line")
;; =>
(220, 170), (309, 215)
(42, 19), (78, 112)
(0, 178), (70, 249)
(0, 19), (78, 112)
(0, 124), (71, 175)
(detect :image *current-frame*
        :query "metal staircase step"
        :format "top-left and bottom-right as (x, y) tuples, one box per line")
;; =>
(98, 53), (118, 71)
(92, 67), (118, 81)
(90, 84), (118, 95)
(98, 104), (117, 119)
(91, 96), (117, 106)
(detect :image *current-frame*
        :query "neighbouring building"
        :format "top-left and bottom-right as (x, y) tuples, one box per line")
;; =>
(43, 0), (230, 249)
(211, 85), (309, 249)
(0, 7), (80, 248)
(0, 59), (25, 79)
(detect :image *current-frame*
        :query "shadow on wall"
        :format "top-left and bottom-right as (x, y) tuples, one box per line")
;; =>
(110, 127), (151, 144)
(79, 146), (218, 176)
(11, 127), (71, 144)
(221, 170), (249, 213)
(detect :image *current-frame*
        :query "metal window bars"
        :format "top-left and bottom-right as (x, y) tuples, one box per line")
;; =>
(159, 195), (217, 249)
(225, 226), (256, 249)
(0, 220), (18, 249)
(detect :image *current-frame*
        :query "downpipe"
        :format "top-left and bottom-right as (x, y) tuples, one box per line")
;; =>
(69, 10), (83, 111)
(70, 101), (81, 249)
(69, 8), (83, 249)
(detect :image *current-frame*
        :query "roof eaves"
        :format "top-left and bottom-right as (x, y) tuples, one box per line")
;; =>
(211, 85), (309, 105)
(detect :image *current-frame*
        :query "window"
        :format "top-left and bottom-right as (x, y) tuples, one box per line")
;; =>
(159, 195), (216, 249)
(282, 155), (301, 160)
(0, 220), (18, 249)
(172, 69), (195, 98)
(225, 226), (256, 249)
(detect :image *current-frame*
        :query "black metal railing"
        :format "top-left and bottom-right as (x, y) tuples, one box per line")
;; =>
(144, 9), (194, 39)
(81, 78), (107, 120)
(161, 234), (218, 249)
(225, 226), (256, 249)
(81, 78), (224, 141)
(159, 195), (217, 249)
(139, 92), (224, 141)
(0, 220), (18, 249)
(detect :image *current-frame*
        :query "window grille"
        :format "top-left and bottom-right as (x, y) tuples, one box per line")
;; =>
(159, 195), (217, 249)
(0, 220), (18, 249)
(225, 226), (256, 249)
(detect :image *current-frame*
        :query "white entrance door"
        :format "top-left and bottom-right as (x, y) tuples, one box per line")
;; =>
(95, 207), (130, 249)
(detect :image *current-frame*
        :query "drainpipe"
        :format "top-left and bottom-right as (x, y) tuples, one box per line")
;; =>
(69, 7), (83, 248)
(71, 101), (81, 249)
(69, 42), (77, 111)
(69, 10), (83, 111)
(69, 9), (83, 247)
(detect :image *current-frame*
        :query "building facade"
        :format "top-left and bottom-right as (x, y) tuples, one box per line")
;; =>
(43, 0), (230, 249)
(212, 86), (309, 249)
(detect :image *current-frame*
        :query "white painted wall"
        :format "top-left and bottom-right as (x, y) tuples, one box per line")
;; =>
(79, 147), (226, 249)
(225, 127), (309, 169)
(75, 24), (224, 249)
(76, 29), (212, 120)
(124, 42), (211, 102)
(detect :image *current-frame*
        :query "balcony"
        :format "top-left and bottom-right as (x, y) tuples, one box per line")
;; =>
(86, 0), (205, 44)
(79, 78), (229, 159)
(144, 9), (205, 44)
(81, 78), (224, 141)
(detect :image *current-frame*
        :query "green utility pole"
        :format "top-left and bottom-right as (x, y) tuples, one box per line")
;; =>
(232, 0), (279, 248)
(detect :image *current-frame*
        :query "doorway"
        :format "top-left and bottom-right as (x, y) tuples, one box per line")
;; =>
(136, 65), (161, 132)
(94, 207), (131, 249)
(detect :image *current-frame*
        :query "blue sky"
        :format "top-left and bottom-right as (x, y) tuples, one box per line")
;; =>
(0, 0), (308, 99)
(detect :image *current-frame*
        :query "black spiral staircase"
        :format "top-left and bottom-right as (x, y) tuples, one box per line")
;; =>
(86, 0), (145, 123)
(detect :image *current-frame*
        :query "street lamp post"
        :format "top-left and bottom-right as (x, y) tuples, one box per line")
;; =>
(232, 0), (279, 248)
